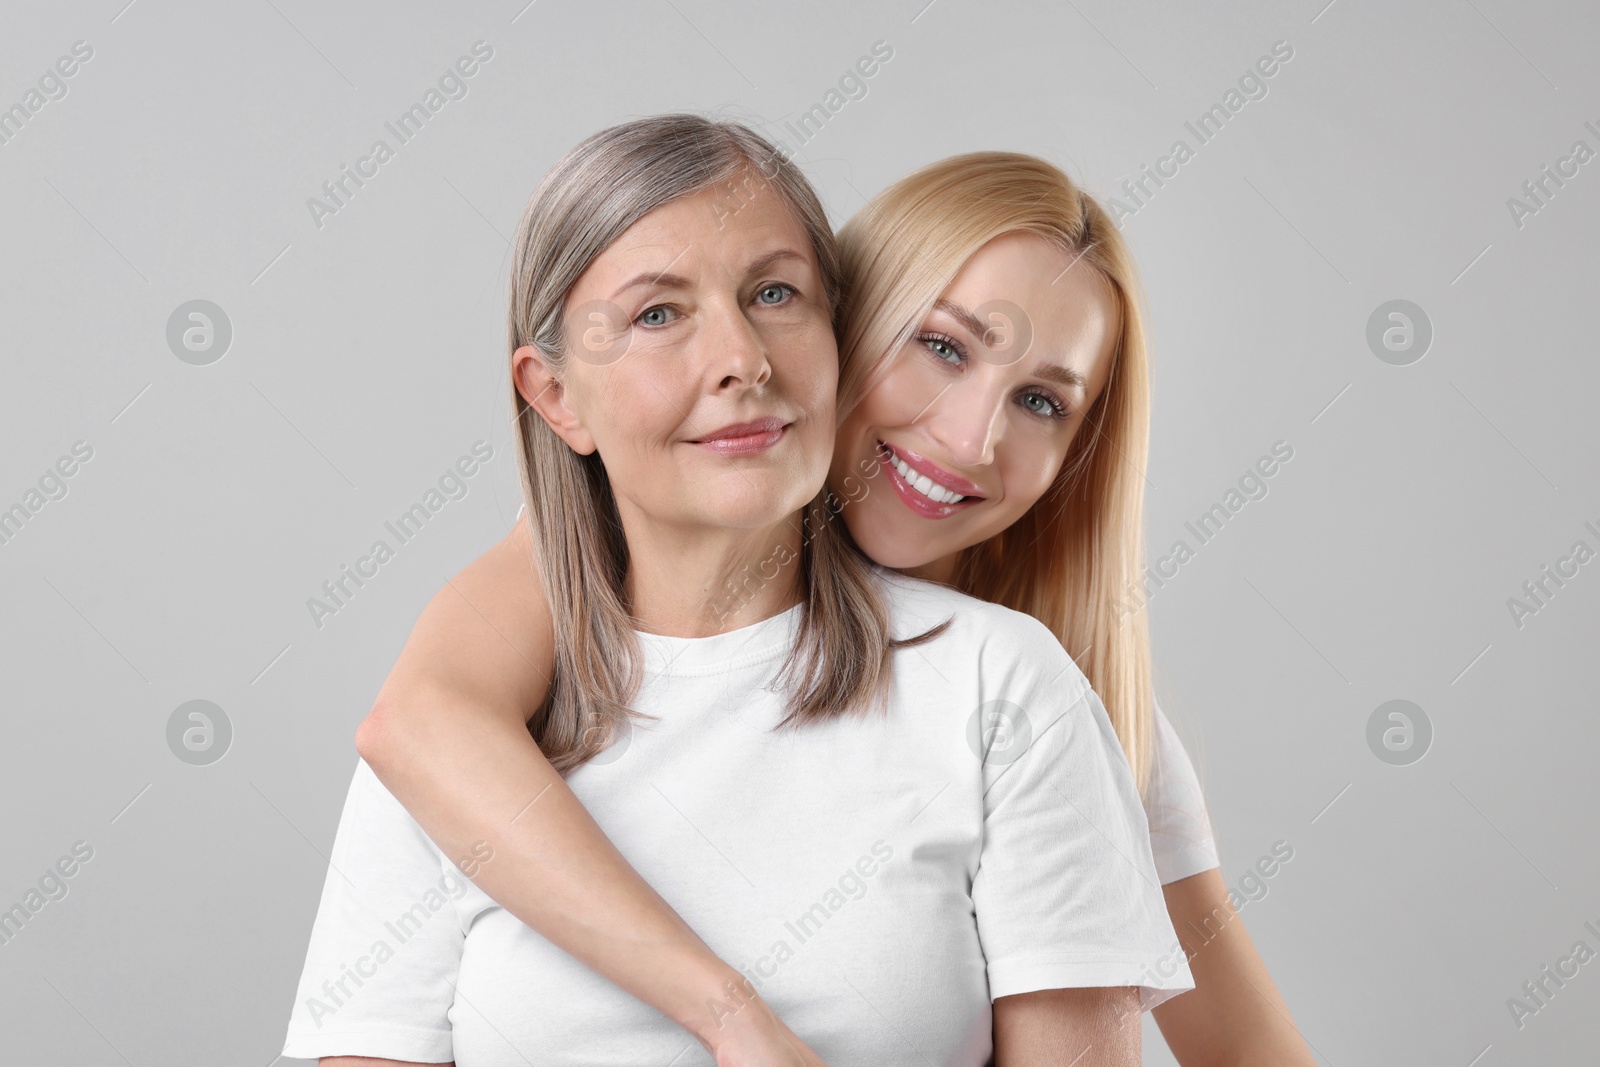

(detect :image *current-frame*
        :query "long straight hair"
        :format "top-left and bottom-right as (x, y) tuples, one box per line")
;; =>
(835, 152), (1157, 792)
(509, 114), (909, 773)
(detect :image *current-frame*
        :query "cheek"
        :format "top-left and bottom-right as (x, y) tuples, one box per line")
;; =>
(845, 355), (929, 438)
(804, 334), (842, 404)
(999, 439), (1069, 511)
(881, 353), (942, 417)
(802, 362), (838, 422)
(583, 370), (681, 458)
(771, 323), (838, 400)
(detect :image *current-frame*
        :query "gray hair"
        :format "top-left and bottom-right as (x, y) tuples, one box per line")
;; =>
(510, 113), (841, 360)
(507, 114), (916, 772)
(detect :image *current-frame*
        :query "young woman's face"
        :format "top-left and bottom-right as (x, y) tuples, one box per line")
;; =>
(525, 175), (838, 535)
(830, 232), (1120, 576)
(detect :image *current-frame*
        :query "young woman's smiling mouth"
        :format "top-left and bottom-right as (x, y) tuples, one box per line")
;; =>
(877, 440), (985, 519)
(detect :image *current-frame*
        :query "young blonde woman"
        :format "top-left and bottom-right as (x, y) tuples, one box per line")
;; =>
(284, 114), (1187, 1067)
(340, 128), (1315, 1064)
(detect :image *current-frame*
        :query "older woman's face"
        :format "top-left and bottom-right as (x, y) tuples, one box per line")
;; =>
(519, 174), (838, 535)
(830, 232), (1120, 575)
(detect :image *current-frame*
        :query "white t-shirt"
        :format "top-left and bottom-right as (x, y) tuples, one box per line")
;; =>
(282, 571), (1193, 1065)
(1146, 701), (1220, 885)
(504, 503), (1220, 887)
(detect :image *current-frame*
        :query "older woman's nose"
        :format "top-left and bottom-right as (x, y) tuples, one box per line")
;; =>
(701, 300), (773, 390)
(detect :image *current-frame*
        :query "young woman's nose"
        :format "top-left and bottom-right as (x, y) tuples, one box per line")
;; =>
(925, 381), (1003, 468)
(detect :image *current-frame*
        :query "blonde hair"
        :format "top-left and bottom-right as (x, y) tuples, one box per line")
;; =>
(836, 152), (1157, 792)
(509, 114), (916, 773)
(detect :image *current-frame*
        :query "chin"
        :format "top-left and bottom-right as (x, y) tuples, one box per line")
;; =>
(710, 483), (820, 531)
(842, 512), (941, 572)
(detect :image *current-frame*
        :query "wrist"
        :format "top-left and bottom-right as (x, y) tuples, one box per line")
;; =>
(675, 958), (769, 1052)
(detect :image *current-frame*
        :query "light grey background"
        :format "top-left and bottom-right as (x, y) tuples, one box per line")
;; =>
(2, 0), (1596, 1063)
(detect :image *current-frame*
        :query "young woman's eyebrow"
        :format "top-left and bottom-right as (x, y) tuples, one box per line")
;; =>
(932, 297), (1088, 390)
(1034, 362), (1088, 391)
(932, 297), (991, 342)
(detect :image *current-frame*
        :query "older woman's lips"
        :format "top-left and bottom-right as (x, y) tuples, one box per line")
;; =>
(690, 417), (790, 456)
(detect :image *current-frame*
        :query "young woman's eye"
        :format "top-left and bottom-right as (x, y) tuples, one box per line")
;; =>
(1019, 390), (1069, 419)
(636, 305), (676, 327)
(920, 334), (963, 366)
(755, 283), (794, 305)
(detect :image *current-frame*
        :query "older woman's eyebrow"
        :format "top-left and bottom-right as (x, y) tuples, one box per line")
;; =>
(743, 248), (811, 275)
(611, 272), (687, 298)
(609, 248), (813, 300)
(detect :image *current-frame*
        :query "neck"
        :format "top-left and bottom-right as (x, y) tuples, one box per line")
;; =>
(619, 507), (805, 638)
(901, 551), (960, 587)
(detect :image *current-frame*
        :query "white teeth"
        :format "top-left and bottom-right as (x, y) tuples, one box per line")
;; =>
(883, 445), (966, 505)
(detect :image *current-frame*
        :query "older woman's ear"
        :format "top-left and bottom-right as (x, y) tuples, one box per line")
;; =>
(514, 344), (596, 455)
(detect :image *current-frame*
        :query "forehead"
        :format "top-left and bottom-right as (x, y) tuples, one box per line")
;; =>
(944, 232), (1113, 321)
(578, 172), (817, 287)
(940, 231), (1120, 376)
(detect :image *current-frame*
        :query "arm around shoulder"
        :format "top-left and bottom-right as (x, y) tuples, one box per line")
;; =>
(357, 510), (554, 760)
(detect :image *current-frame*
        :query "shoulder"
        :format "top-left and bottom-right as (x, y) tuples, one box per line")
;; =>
(874, 569), (1091, 698)
(1147, 700), (1202, 794)
(1143, 699), (1220, 882)
(875, 569), (1053, 647)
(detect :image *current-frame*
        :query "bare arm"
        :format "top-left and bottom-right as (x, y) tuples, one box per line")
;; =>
(1151, 868), (1316, 1067)
(355, 513), (822, 1065)
(993, 986), (1139, 1066)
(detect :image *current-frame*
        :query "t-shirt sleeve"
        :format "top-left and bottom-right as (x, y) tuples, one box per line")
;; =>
(280, 758), (466, 1062)
(1144, 700), (1221, 885)
(971, 656), (1194, 1011)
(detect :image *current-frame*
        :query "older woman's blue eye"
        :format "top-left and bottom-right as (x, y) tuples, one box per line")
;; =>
(757, 284), (790, 304)
(639, 306), (670, 326)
